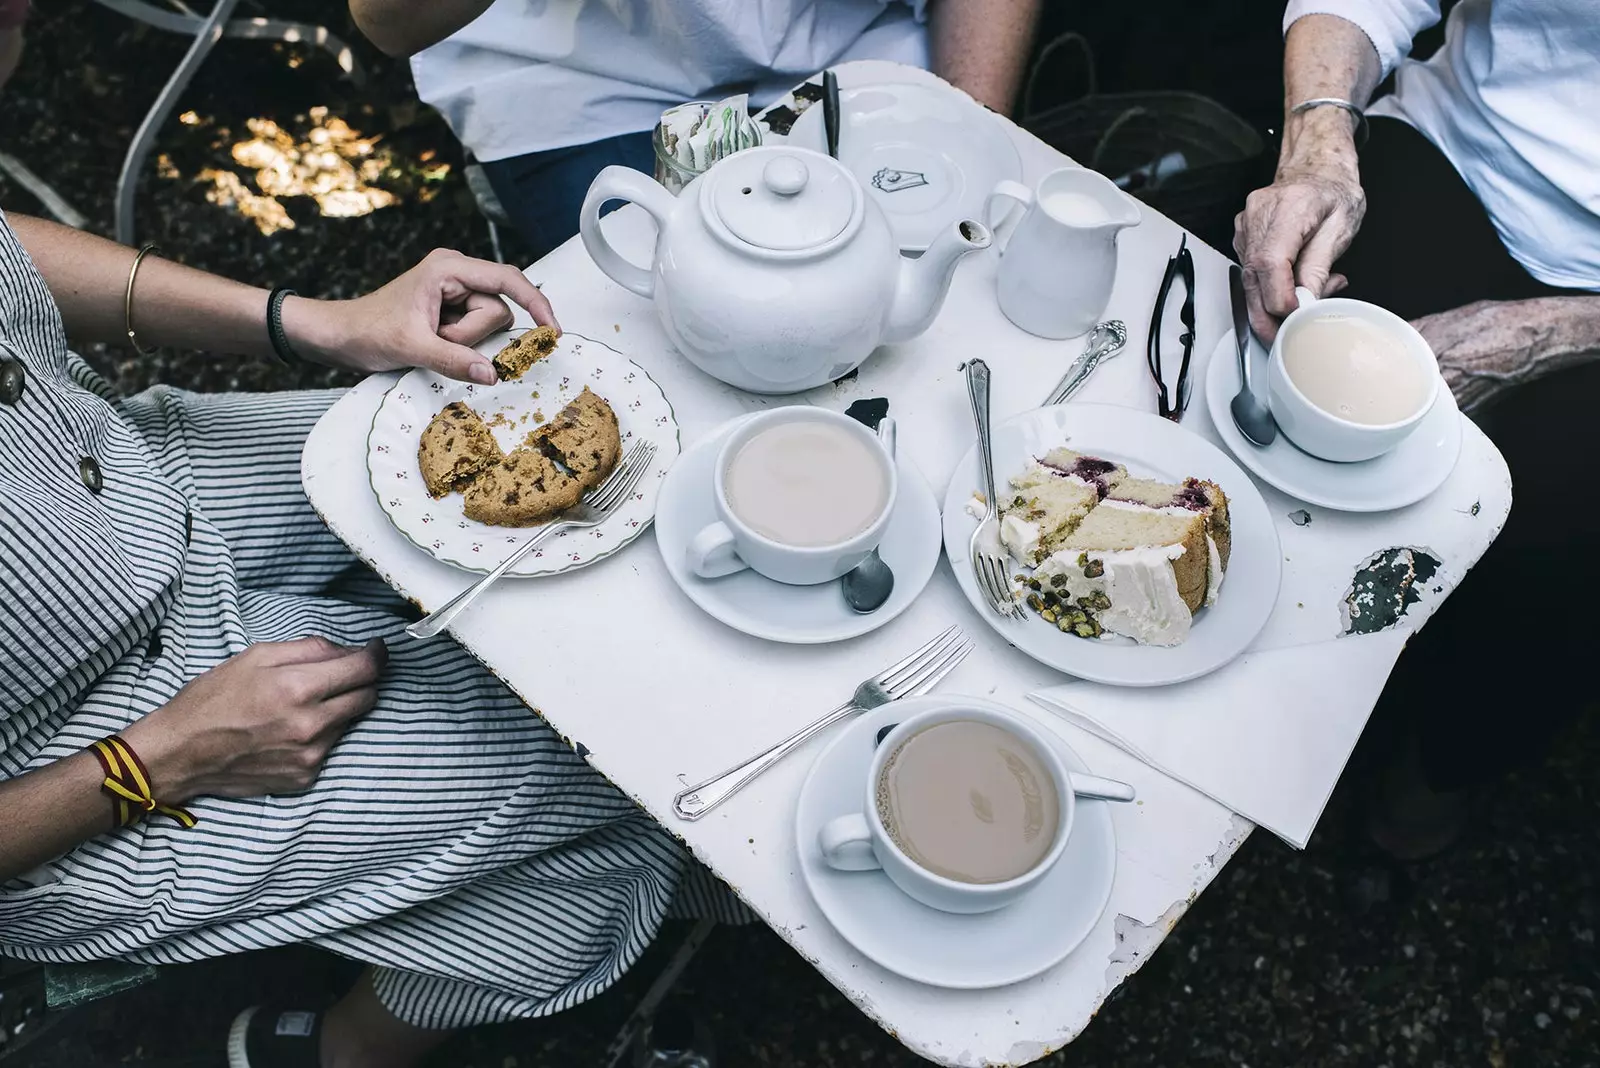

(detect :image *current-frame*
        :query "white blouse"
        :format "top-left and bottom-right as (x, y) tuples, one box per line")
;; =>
(412, 0), (930, 163)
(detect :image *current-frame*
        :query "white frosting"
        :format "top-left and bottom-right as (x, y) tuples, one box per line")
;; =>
(965, 494), (987, 520)
(999, 514), (1043, 563)
(1204, 535), (1225, 606)
(1035, 543), (1193, 647)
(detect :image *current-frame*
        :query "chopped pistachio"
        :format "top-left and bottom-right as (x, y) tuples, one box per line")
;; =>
(1074, 622), (1098, 638)
(1040, 609), (1057, 624)
(1025, 593), (1044, 612)
(1057, 617), (1075, 632)
(1083, 558), (1105, 579)
(1027, 578), (1043, 591)
(1091, 592), (1112, 611)
(1049, 572), (1068, 588)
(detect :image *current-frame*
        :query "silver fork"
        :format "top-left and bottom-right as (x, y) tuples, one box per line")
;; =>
(405, 440), (657, 640)
(672, 625), (974, 821)
(964, 359), (1023, 620)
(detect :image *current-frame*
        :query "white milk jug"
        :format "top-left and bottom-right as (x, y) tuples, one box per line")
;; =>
(986, 167), (1141, 340)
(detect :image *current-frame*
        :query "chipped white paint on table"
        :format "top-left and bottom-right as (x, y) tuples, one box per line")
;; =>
(301, 62), (1510, 1067)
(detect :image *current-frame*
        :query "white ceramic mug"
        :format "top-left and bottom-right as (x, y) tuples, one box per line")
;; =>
(985, 167), (1141, 340)
(1266, 287), (1441, 463)
(817, 697), (1075, 915)
(686, 408), (897, 586)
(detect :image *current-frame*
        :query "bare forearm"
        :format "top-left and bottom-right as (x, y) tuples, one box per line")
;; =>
(1279, 15), (1382, 174)
(349, 0), (495, 57)
(0, 751), (113, 883)
(9, 213), (342, 363)
(929, 0), (1042, 116)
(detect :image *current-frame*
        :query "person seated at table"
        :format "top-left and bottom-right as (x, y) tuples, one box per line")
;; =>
(0, 211), (739, 1068)
(0, 0), (24, 94)
(1235, 0), (1599, 858)
(347, 0), (1043, 259)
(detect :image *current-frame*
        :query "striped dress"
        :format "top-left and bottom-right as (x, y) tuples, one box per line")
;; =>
(0, 214), (738, 1029)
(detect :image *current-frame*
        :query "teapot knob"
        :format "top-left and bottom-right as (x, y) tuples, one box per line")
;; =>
(762, 155), (810, 197)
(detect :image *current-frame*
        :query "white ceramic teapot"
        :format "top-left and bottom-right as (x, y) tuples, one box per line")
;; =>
(579, 146), (991, 395)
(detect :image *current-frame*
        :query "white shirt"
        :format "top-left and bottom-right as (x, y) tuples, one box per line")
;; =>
(1285, 0), (1600, 291)
(413, 0), (930, 163)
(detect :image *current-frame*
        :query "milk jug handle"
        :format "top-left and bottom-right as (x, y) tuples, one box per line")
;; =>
(984, 181), (1035, 253)
(579, 166), (676, 299)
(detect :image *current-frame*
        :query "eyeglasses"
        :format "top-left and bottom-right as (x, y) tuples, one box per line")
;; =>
(1146, 234), (1196, 422)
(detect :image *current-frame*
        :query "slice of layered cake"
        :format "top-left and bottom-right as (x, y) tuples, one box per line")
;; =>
(998, 449), (1127, 565)
(1012, 464), (1232, 646)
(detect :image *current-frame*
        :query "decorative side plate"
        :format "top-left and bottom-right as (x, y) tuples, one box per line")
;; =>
(367, 330), (679, 576)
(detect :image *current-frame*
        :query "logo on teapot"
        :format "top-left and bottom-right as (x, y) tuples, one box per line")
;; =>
(871, 168), (930, 194)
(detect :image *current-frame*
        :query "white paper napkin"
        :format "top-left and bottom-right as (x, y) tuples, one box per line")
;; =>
(1028, 631), (1408, 848)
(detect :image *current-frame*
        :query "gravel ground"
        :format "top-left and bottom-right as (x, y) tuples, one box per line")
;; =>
(2, 3), (1597, 1067)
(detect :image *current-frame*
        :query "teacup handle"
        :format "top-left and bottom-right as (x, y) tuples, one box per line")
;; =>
(1293, 285), (1318, 310)
(984, 180), (1035, 254)
(686, 521), (749, 579)
(818, 813), (881, 871)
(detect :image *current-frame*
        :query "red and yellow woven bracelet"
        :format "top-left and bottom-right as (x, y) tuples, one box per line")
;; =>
(88, 736), (198, 829)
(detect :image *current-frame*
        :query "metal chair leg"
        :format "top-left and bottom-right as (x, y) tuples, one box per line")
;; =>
(93, 0), (365, 83)
(0, 151), (88, 228)
(602, 918), (717, 1068)
(111, 0), (240, 245)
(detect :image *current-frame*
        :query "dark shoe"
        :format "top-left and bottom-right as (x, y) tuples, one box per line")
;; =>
(227, 1006), (323, 1068)
(1366, 736), (1469, 861)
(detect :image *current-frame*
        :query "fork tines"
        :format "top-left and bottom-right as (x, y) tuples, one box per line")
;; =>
(875, 624), (973, 697)
(588, 440), (655, 513)
(973, 550), (1024, 619)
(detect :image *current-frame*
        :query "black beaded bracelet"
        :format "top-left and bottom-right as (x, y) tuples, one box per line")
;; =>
(266, 286), (301, 366)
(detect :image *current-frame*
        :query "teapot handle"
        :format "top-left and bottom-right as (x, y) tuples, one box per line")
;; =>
(579, 166), (678, 299)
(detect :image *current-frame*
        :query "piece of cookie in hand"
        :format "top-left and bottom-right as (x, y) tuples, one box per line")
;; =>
(491, 325), (559, 381)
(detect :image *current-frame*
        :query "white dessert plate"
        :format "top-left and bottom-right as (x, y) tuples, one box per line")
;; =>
(942, 403), (1282, 687)
(788, 81), (1022, 252)
(654, 412), (942, 645)
(796, 699), (1117, 989)
(1203, 332), (1463, 513)
(367, 330), (679, 576)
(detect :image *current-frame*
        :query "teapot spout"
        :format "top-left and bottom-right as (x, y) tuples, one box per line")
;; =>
(884, 220), (993, 344)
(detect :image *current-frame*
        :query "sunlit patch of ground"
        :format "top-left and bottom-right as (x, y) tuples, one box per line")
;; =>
(161, 106), (449, 236)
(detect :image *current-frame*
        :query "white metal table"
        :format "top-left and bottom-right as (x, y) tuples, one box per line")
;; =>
(300, 62), (1509, 1066)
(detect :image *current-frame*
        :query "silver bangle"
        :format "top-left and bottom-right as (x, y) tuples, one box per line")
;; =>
(1291, 97), (1369, 148)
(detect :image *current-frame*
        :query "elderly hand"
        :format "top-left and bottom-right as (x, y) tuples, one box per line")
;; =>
(1235, 121), (1365, 343)
(122, 638), (387, 802)
(286, 249), (560, 384)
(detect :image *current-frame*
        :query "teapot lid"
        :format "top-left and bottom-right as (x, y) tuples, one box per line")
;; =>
(706, 148), (860, 253)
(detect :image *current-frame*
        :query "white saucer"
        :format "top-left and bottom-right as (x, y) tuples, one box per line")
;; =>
(789, 81), (1022, 252)
(654, 413), (943, 644)
(795, 699), (1117, 989)
(942, 403), (1282, 687)
(1203, 332), (1463, 512)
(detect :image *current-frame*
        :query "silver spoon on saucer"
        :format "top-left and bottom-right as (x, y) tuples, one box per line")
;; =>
(841, 417), (896, 614)
(1228, 263), (1278, 446)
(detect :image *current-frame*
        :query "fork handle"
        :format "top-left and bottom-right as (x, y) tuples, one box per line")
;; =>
(406, 521), (567, 639)
(673, 701), (859, 821)
(965, 359), (1000, 509)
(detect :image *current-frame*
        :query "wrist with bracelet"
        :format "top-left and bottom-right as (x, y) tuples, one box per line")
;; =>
(88, 735), (198, 830)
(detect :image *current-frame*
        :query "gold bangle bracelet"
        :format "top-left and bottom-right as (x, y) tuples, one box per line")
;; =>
(124, 243), (162, 356)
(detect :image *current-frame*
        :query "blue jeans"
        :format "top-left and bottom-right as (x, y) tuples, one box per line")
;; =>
(481, 131), (656, 262)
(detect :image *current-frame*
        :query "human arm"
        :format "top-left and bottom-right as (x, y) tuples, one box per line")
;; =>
(348, 0), (495, 57)
(928, 0), (1043, 117)
(1413, 296), (1600, 412)
(1235, 3), (1441, 340)
(9, 213), (556, 385)
(1, 639), (385, 883)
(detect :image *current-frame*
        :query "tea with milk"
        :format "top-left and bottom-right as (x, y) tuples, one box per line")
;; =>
(876, 719), (1060, 884)
(724, 421), (888, 547)
(1282, 313), (1428, 425)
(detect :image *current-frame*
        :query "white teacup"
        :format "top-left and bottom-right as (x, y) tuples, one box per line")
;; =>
(1266, 287), (1441, 463)
(686, 407), (897, 586)
(817, 697), (1075, 915)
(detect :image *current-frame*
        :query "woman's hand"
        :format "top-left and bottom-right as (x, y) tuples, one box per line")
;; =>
(283, 249), (561, 384)
(121, 637), (388, 803)
(1235, 111), (1366, 343)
